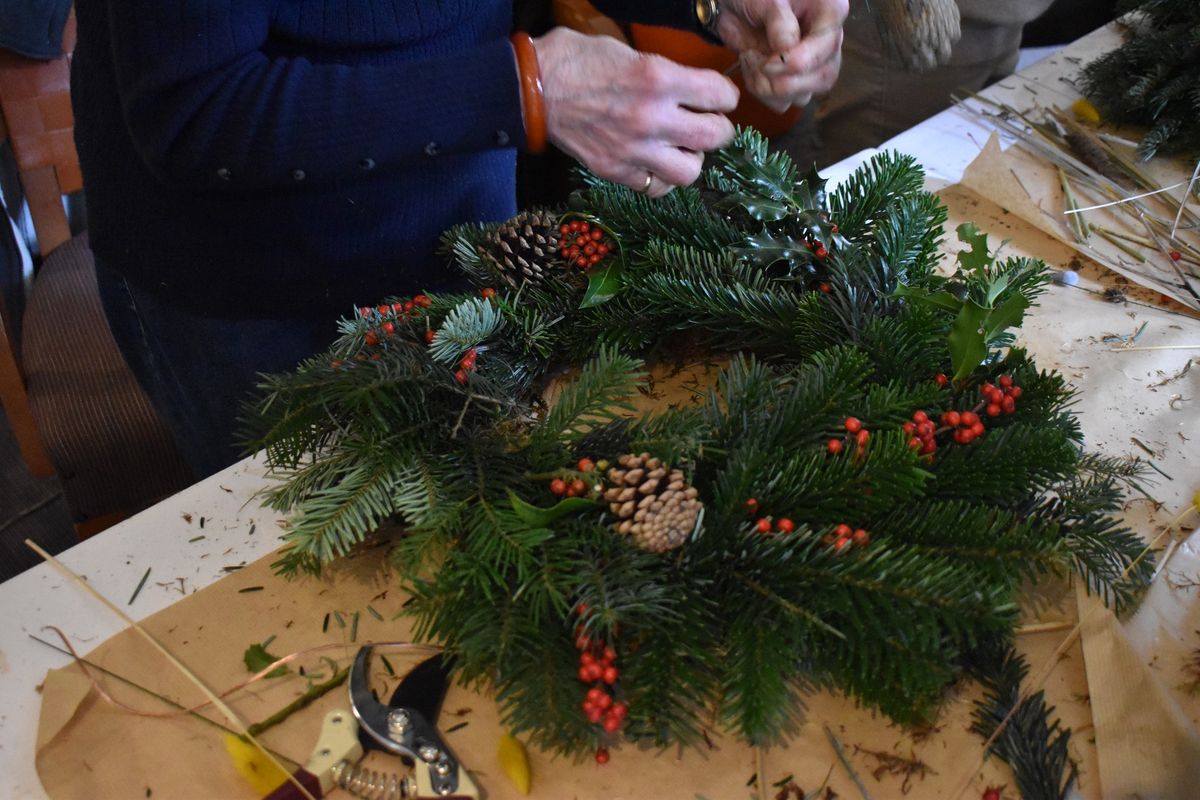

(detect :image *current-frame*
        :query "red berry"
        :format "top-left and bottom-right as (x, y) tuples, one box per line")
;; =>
(481, 287), (497, 299)
(834, 537), (850, 552)
(364, 331), (380, 347)
(756, 518), (773, 534)
(581, 652), (596, 668)
(814, 245), (828, 259)
(565, 484), (579, 497)
(576, 602), (590, 616)
(595, 747), (610, 765)
(586, 706), (604, 724)
(955, 428), (971, 445)
(745, 498), (759, 513)
(920, 440), (937, 455)
(834, 523), (853, 537)
(1008, 386), (1022, 399)
(424, 329), (436, 343)
(961, 411), (979, 427)
(591, 228), (603, 241)
(550, 478), (567, 496)
(971, 421), (985, 436)
(382, 321), (395, 335)
(827, 438), (844, 455)
(1170, 250), (1182, 262)
(916, 421), (934, 437)
(578, 458), (595, 472)
(570, 478), (587, 496)
(403, 301), (414, 314)
(856, 429), (870, 447)
(602, 714), (622, 733)
(912, 410), (929, 424)
(776, 518), (796, 533)
(902, 422), (916, 434)
(1002, 396), (1016, 414)
(844, 416), (862, 433)
(602, 646), (617, 663)
(986, 403), (1001, 417)
(852, 528), (870, 546)
(578, 666), (592, 682)
(602, 666), (618, 684)
(817, 282), (832, 294)
(586, 663), (604, 682)
(359, 306), (372, 317)
(909, 437), (922, 450)
(559, 224), (571, 235)
(934, 373), (948, 387)
(998, 375), (1013, 388)
(330, 359), (343, 369)
(586, 687), (604, 703)
(612, 702), (628, 719)
(944, 410), (961, 427)
(981, 382), (996, 396)
(597, 693), (613, 710)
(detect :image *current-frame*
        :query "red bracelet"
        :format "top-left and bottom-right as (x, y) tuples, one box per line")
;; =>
(510, 32), (547, 155)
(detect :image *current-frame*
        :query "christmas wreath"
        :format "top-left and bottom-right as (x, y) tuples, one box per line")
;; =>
(245, 130), (1152, 791)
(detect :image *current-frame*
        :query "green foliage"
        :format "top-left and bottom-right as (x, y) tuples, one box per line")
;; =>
(243, 135), (1152, 770)
(1082, 0), (1200, 158)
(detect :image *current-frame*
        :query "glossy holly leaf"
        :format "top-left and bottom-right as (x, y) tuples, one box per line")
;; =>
(956, 222), (992, 275)
(243, 643), (289, 678)
(579, 254), (624, 308)
(948, 299), (989, 382)
(893, 283), (964, 313)
(983, 292), (1031, 341)
(508, 490), (601, 526)
(735, 229), (812, 267)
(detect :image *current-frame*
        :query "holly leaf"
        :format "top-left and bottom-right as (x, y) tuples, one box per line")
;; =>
(983, 292), (1030, 341)
(508, 490), (601, 526)
(579, 252), (625, 308)
(893, 284), (964, 313)
(243, 643), (289, 678)
(735, 229), (813, 267)
(948, 299), (990, 382)
(723, 192), (791, 222)
(956, 223), (992, 275)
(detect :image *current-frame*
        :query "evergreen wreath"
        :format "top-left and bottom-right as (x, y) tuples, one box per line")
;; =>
(1081, 0), (1200, 160)
(244, 130), (1153, 788)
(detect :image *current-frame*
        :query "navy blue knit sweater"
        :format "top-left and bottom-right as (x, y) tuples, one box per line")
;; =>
(72, 1), (703, 318)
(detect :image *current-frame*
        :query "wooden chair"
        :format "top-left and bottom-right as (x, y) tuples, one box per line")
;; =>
(0, 16), (193, 539)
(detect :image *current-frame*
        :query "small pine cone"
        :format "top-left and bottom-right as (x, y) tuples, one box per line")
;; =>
(479, 210), (561, 287)
(602, 453), (702, 553)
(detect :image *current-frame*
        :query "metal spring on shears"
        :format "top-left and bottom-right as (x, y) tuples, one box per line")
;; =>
(332, 759), (412, 800)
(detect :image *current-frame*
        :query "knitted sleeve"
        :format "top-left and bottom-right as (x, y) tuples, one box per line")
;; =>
(102, 0), (526, 191)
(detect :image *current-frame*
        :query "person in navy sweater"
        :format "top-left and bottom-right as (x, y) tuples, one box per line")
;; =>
(71, 0), (847, 479)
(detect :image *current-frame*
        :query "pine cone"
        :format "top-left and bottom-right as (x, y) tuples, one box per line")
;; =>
(874, 0), (961, 72)
(602, 453), (702, 553)
(479, 210), (561, 287)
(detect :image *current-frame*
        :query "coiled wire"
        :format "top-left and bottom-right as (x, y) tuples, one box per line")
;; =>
(332, 759), (412, 800)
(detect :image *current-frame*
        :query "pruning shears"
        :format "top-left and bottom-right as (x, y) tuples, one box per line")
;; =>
(264, 647), (479, 799)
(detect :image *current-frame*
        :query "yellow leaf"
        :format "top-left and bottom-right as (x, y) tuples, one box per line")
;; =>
(1072, 98), (1101, 126)
(1192, 488), (1199, 512)
(497, 733), (532, 795)
(223, 733), (290, 795)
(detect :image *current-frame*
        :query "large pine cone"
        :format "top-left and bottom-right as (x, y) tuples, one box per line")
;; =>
(603, 453), (702, 553)
(479, 210), (561, 287)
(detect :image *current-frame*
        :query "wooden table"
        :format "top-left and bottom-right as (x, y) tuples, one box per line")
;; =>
(3, 24), (1197, 799)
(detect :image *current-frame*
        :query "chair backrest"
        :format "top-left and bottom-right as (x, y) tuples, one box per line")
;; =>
(0, 13), (79, 255)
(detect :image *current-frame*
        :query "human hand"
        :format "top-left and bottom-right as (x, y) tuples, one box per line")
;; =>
(533, 27), (739, 198)
(716, 0), (848, 112)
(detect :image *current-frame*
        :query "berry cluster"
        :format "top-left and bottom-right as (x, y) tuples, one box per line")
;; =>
(573, 606), (628, 757)
(753, 515), (796, 534)
(981, 375), (1022, 418)
(549, 458), (601, 498)
(556, 220), (614, 270)
(807, 238), (829, 260)
(823, 523), (870, 552)
(946, 409), (985, 445)
(903, 410), (937, 455)
(454, 347), (478, 385)
(358, 294), (433, 348)
(827, 416), (869, 456)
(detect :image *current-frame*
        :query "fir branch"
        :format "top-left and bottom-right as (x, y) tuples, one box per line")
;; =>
(966, 637), (1077, 800)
